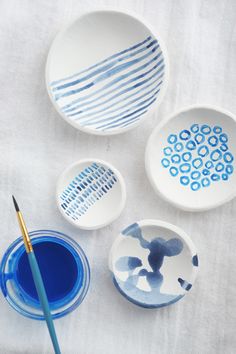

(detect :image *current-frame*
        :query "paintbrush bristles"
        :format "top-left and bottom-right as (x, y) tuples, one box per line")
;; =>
(12, 195), (20, 212)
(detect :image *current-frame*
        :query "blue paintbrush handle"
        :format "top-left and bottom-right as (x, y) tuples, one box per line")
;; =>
(28, 251), (61, 354)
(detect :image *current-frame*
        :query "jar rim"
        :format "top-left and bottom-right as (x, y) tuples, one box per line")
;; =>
(0, 229), (90, 320)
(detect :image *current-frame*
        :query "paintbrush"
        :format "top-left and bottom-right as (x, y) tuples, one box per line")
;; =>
(12, 196), (61, 354)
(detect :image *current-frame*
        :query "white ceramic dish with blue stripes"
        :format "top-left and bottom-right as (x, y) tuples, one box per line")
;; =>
(46, 10), (168, 135)
(56, 159), (126, 230)
(109, 220), (198, 308)
(145, 105), (236, 211)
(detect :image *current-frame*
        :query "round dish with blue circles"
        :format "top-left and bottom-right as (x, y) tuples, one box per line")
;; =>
(46, 10), (168, 135)
(109, 220), (198, 308)
(146, 106), (236, 211)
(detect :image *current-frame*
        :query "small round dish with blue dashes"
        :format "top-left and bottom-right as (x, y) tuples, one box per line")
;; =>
(56, 159), (126, 230)
(109, 220), (198, 308)
(145, 105), (236, 211)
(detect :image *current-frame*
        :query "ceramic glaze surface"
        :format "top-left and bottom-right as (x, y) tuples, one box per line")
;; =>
(60, 162), (117, 220)
(146, 106), (236, 211)
(57, 159), (126, 229)
(109, 220), (198, 308)
(161, 123), (234, 191)
(46, 11), (168, 135)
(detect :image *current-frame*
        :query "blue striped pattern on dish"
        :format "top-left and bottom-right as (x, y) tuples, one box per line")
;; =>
(60, 163), (117, 221)
(50, 36), (165, 132)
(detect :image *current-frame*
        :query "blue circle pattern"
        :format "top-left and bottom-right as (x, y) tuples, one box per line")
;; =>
(162, 124), (234, 191)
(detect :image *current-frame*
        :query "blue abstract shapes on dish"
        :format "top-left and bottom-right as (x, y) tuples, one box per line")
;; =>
(49, 36), (165, 132)
(161, 124), (234, 191)
(192, 255), (199, 266)
(178, 278), (192, 291)
(60, 163), (117, 221)
(112, 223), (195, 308)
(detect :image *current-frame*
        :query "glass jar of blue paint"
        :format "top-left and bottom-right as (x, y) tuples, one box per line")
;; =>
(0, 230), (90, 320)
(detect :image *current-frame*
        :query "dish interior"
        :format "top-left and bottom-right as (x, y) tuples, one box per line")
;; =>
(146, 107), (236, 210)
(47, 11), (166, 134)
(110, 222), (198, 308)
(58, 161), (123, 228)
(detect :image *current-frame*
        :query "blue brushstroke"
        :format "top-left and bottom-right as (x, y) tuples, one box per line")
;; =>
(105, 111), (147, 130)
(73, 83), (161, 123)
(115, 256), (142, 272)
(220, 144), (228, 152)
(174, 142), (184, 152)
(171, 154), (181, 164)
(222, 173), (228, 180)
(202, 176), (210, 187)
(53, 40), (158, 91)
(94, 98), (156, 130)
(60, 163), (117, 220)
(201, 125), (211, 134)
(211, 173), (220, 181)
(112, 276), (184, 308)
(112, 223), (186, 308)
(178, 278), (192, 291)
(202, 169), (210, 176)
(162, 158), (170, 168)
(210, 149), (222, 162)
(61, 57), (164, 110)
(179, 130), (191, 140)
(213, 126), (222, 134)
(180, 163), (191, 173)
(223, 152), (234, 163)
(50, 36), (152, 86)
(191, 171), (201, 180)
(182, 152), (192, 162)
(164, 147), (173, 156)
(186, 140), (196, 151)
(49, 35), (166, 131)
(194, 133), (205, 145)
(192, 158), (203, 169)
(80, 90), (159, 128)
(180, 176), (190, 185)
(198, 145), (209, 157)
(169, 166), (179, 177)
(55, 45), (161, 101)
(191, 181), (201, 191)
(192, 255), (198, 266)
(190, 124), (199, 133)
(219, 133), (228, 143)
(215, 162), (224, 172)
(63, 72), (162, 114)
(167, 134), (177, 144)
(208, 135), (218, 147)
(226, 164), (234, 174)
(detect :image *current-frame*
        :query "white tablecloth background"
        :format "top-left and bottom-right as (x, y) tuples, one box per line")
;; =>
(0, 0), (236, 353)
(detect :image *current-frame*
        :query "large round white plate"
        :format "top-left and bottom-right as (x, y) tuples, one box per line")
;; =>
(46, 10), (168, 135)
(145, 105), (236, 211)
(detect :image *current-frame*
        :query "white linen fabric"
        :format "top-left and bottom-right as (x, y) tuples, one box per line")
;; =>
(0, 0), (235, 353)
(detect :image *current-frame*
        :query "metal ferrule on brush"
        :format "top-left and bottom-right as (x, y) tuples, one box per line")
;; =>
(16, 211), (33, 253)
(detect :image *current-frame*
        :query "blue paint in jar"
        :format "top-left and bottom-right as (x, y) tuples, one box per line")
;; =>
(16, 241), (81, 304)
(0, 230), (90, 320)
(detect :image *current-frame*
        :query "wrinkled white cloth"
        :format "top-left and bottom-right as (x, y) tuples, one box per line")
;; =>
(0, 0), (236, 353)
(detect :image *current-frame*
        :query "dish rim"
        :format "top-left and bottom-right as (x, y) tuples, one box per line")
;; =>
(56, 158), (127, 230)
(45, 9), (169, 136)
(109, 219), (198, 308)
(145, 104), (236, 212)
